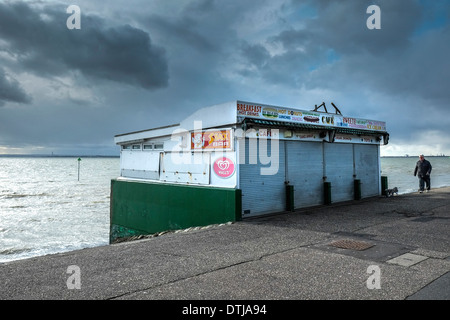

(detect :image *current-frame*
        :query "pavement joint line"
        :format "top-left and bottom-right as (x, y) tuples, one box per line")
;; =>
(108, 233), (430, 300)
(108, 225), (388, 299)
(405, 271), (450, 300)
(410, 249), (449, 260)
(350, 219), (400, 234)
(390, 201), (449, 217)
(107, 243), (318, 300)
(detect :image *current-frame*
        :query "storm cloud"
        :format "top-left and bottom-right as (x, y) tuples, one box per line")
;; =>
(0, 68), (31, 106)
(0, 1), (168, 90)
(232, 0), (450, 152)
(0, 0), (449, 156)
(239, 0), (449, 103)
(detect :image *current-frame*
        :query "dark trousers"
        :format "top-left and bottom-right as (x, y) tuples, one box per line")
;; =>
(419, 175), (431, 191)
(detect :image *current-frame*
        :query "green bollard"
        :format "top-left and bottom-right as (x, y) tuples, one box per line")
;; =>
(324, 182), (332, 205)
(286, 185), (295, 212)
(381, 176), (388, 196)
(354, 179), (361, 200)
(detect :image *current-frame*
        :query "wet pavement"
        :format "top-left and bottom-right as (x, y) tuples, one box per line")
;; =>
(1, 187), (449, 304)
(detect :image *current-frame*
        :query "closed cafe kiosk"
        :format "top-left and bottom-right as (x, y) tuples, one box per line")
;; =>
(110, 100), (389, 242)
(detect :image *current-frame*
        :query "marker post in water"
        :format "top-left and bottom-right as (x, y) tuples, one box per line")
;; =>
(77, 157), (81, 181)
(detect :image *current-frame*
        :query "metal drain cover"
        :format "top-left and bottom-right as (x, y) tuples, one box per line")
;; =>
(329, 239), (374, 251)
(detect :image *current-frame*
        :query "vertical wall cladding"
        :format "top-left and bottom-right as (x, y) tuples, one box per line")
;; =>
(354, 144), (380, 197)
(110, 179), (241, 243)
(324, 143), (354, 203)
(239, 138), (286, 217)
(237, 137), (381, 216)
(286, 141), (324, 208)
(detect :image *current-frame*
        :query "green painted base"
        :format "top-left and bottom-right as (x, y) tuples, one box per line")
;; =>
(110, 179), (242, 243)
(110, 224), (150, 243)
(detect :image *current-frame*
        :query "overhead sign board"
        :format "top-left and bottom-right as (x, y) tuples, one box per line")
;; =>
(237, 101), (386, 132)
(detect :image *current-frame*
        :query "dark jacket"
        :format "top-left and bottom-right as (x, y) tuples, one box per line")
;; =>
(414, 159), (432, 178)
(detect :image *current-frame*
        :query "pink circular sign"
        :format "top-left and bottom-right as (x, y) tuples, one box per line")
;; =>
(213, 157), (235, 178)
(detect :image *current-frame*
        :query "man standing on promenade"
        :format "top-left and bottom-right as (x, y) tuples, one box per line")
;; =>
(414, 154), (432, 193)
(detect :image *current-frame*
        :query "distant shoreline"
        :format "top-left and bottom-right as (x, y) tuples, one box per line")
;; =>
(381, 155), (448, 158)
(0, 154), (447, 159)
(0, 154), (119, 158)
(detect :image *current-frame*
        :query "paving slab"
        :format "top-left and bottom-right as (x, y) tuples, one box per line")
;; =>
(387, 253), (428, 267)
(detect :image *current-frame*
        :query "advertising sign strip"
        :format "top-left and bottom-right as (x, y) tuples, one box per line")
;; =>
(237, 102), (386, 132)
(341, 117), (386, 131)
(334, 134), (380, 145)
(191, 129), (233, 151)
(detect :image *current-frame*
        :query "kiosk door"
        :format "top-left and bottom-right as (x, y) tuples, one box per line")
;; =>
(354, 144), (380, 197)
(324, 143), (354, 202)
(286, 141), (324, 208)
(239, 138), (286, 217)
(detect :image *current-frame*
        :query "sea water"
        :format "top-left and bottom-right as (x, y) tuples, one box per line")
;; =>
(381, 157), (450, 194)
(0, 157), (119, 263)
(0, 156), (449, 264)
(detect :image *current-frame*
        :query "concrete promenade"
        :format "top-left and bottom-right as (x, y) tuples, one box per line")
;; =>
(1, 187), (449, 302)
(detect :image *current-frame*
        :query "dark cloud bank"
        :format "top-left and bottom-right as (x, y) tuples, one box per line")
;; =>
(0, 68), (31, 106)
(0, 0), (449, 155)
(0, 1), (168, 106)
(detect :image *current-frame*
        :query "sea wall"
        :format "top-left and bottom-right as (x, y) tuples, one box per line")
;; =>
(110, 179), (241, 243)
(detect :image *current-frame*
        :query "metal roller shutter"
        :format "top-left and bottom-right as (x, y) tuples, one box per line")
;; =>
(239, 138), (286, 217)
(324, 143), (354, 202)
(354, 144), (380, 197)
(286, 141), (324, 208)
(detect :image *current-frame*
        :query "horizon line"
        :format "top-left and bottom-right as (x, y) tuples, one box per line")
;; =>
(0, 154), (119, 158)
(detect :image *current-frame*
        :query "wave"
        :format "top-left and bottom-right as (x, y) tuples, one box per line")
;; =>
(0, 247), (33, 256)
(0, 192), (51, 199)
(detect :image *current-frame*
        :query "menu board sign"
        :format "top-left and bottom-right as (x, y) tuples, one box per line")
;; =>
(237, 101), (386, 132)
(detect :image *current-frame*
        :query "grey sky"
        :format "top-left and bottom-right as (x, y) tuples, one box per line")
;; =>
(0, 0), (449, 156)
